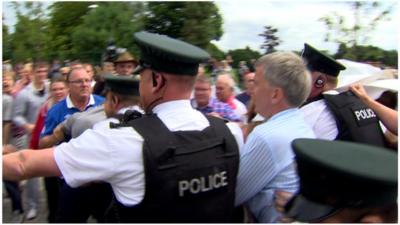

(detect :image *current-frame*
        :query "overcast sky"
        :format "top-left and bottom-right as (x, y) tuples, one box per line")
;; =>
(2, 0), (399, 54)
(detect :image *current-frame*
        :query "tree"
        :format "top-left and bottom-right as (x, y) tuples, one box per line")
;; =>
(3, 23), (12, 60)
(180, 2), (223, 49)
(144, 2), (223, 49)
(259, 25), (281, 54)
(335, 44), (398, 68)
(9, 2), (50, 62)
(47, 2), (94, 60)
(320, 2), (394, 47)
(228, 46), (261, 69)
(206, 43), (225, 60)
(70, 2), (146, 64)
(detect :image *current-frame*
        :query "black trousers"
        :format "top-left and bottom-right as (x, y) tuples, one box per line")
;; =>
(44, 177), (61, 223)
(4, 181), (24, 213)
(56, 180), (113, 223)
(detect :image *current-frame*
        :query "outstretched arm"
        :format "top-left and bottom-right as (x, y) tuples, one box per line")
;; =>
(3, 147), (61, 181)
(38, 124), (66, 148)
(350, 84), (398, 135)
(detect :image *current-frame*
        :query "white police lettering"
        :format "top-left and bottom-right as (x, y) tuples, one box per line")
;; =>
(354, 108), (376, 121)
(178, 171), (228, 197)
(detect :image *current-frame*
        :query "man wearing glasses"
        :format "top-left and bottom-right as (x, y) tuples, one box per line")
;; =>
(38, 66), (104, 222)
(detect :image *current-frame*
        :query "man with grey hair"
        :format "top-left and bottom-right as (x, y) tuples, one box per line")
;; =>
(234, 52), (316, 222)
(215, 73), (247, 121)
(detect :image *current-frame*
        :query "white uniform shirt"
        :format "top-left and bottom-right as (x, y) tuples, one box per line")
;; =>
(300, 99), (338, 140)
(54, 100), (243, 206)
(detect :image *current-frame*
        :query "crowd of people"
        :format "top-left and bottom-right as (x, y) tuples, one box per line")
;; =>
(2, 31), (398, 223)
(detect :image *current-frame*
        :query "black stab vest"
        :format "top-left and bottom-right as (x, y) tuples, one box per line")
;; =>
(108, 114), (240, 223)
(323, 91), (386, 147)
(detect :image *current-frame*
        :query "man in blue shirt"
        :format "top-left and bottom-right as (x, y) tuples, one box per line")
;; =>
(236, 72), (255, 107)
(40, 67), (104, 145)
(38, 66), (104, 222)
(235, 52), (316, 222)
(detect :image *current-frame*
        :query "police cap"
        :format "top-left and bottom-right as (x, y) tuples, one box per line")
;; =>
(104, 75), (140, 96)
(133, 31), (210, 76)
(302, 43), (346, 77)
(114, 51), (138, 64)
(285, 138), (397, 222)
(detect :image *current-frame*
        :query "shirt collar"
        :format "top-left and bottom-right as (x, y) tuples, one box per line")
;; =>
(152, 100), (192, 115)
(117, 105), (143, 114)
(66, 94), (95, 109)
(269, 107), (298, 121)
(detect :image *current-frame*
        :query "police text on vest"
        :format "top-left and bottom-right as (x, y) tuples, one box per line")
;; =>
(354, 108), (376, 121)
(178, 171), (228, 197)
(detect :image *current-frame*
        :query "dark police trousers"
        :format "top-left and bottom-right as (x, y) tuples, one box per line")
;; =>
(323, 91), (386, 147)
(56, 180), (113, 223)
(106, 114), (240, 223)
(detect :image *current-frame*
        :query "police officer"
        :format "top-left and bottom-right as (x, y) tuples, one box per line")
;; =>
(3, 31), (244, 223)
(283, 138), (397, 223)
(43, 75), (142, 222)
(300, 43), (386, 147)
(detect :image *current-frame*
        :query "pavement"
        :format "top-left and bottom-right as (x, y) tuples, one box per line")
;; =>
(3, 178), (97, 223)
(3, 178), (48, 223)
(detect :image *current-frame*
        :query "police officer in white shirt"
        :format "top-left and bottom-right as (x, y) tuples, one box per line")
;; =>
(3, 31), (244, 223)
(300, 43), (386, 147)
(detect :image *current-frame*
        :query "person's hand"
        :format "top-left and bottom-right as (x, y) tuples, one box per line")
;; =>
(3, 144), (17, 155)
(24, 124), (35, 134)
(350, 84), (371, 103)
(274, 190), (293, 212)
(53, 124), (66, 142)
(275, 190), (295, 223)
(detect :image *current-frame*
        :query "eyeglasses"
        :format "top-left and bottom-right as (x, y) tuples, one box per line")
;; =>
(69, 79), (93, 85)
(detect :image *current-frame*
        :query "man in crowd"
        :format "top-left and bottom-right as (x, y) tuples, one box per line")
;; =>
(93, 51), (138, 96)
(191, 75), (241, 122)
(236, 72), (255, 106)
(12, 61), (50, 220)
(114, 51), (138, 76)
(215, 73), (247, 121)
(3, 31), (244, 222)
(234, 51), (315, 222)
(3, 71), (25, 223)
(38, 66), (104, 222)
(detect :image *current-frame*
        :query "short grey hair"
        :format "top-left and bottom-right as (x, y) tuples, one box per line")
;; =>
(255, 52), (311, 107)
(216, 73), (236, 90)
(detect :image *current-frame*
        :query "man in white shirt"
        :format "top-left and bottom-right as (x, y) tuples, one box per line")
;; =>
(3, 31), (244, 223)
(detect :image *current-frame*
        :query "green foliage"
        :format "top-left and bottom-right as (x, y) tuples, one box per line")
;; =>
(382, 50), (398, 68)
(206, 43), (225, 60)
(181, 2), (223, 48)
(144, 2), (186, 38)
(3, 24), (12, 60)
(70, 2), (145, 64)
(47, 2), (93, 60)
(335, 43), (398, 67)
(10, 2), (50, 62)
(227, 46), (261, 68)
(144, 2), (223, 48)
